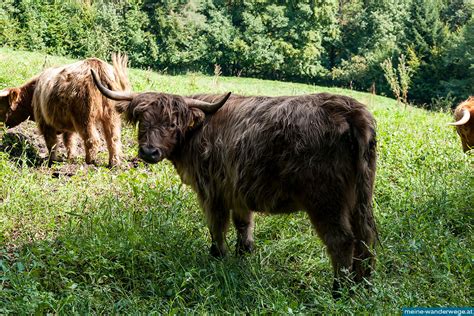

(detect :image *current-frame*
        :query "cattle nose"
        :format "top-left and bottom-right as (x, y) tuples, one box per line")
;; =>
(138, 146), (161, 163)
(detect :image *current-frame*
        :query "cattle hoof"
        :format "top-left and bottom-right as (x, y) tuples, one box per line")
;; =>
(236, 240), (254, 255)
(331, 278), (355, 299)
(86, 160), (98, 166)
(47, 158), (63, 167)
(209, 244), (227, 258)
(332, 280), (342, 299)
(108, 157), (121, 168)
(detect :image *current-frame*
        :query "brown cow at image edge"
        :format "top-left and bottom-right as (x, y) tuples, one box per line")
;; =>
(0, 55), (130, 166)
(91, 69), (378, 298)
(448, 97), (474, 152)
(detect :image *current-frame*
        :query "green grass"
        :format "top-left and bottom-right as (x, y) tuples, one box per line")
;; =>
(0, 48), (472, 314)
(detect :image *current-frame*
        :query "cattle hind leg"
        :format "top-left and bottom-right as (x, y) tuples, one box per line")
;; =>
(232, 210), (255, 255)
(350, 198), (376, 285)
(308, 208), (355, 299)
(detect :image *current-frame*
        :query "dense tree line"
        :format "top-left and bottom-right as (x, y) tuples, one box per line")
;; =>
(0, 0), (472, 107)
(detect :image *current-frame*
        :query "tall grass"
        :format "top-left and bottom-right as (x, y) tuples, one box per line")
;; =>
(0, 48), (472, 314)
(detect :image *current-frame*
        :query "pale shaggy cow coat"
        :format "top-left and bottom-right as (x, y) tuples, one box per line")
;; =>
(0, 55), (130, 166)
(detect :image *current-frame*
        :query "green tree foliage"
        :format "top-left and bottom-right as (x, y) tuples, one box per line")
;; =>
(438, 17), (474, 102)
(441, 0), (472, 31)
(0, 0), (22, 47)
(0, 0), (158, 67)
(325, 0), (412, 93)
(0, 0), (471, 107)
(404, 0), (472, 104)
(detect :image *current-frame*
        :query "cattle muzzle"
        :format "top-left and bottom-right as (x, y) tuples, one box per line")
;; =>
(138, 145), (162, 164)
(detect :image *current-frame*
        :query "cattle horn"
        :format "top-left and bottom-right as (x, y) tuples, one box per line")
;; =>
(0, 90), (9, 97)
(90, 69), (134, 101)
(448, 108), (470, 126)
(184, 92), (232, 113)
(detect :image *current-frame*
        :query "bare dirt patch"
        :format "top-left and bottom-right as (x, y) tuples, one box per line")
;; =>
(0, 121), (138, 174)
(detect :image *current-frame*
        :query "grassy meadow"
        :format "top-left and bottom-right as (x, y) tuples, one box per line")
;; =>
(0, 48), (472, 314)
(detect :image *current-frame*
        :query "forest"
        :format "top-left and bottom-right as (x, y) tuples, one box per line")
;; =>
(1, 0), (472, 107)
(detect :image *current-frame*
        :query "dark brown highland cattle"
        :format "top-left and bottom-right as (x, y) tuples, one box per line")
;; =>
(0, 55), (130, 166)
(91, 70), (378, 297)
(448, 97), (474, 152)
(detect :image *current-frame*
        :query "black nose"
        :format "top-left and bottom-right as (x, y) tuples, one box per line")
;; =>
(138, 146), (161, 163)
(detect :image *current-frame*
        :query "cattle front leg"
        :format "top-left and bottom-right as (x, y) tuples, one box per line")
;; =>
(102, 115), (122, 167)
(206, 203), (230, 257)
(62, 132), (77, 161)
(41, 126), (60, 166)
(308, 211), (355, 299)
(232, 210), (255, 255)
(82, 124), (100, 165)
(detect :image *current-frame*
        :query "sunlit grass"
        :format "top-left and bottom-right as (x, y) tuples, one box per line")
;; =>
(0, 48), (472, 314)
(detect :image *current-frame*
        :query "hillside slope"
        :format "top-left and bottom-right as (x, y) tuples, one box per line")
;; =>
(0, 48), (472, 314)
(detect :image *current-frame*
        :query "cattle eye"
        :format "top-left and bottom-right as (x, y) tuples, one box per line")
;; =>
(170, 123), (176, 129)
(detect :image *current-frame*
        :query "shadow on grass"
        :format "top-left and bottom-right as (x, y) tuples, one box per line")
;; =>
(1, 191), (338, 314)
(0, 128), (144, 178)
(0, 130), (45, 167)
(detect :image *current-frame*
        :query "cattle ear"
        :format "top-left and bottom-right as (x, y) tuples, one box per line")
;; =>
(115, 101), (137, 123)
(8, 88), (20, 111)
(115, 101), (130, 114)
(188, 107), (205, 129)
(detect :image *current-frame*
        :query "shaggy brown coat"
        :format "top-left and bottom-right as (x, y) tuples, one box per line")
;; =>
(449, 97), (474, 152)
(0, 55), (130, 166)
(91, 75), (378, 298)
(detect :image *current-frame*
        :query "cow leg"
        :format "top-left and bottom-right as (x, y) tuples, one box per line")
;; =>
(308, 209), (355, 299)
(351, 212), (376, 284)
(232, 209), (255, 255)
(82, 124), (100, 165)
(63, 132), (77, 161)
(102, 115), (122, 167)
(41, 126), (60, 165)
(206, 202), (230, 257)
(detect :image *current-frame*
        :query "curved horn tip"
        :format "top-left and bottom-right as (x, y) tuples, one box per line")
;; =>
(186, 92), (232, 113)
(211, 91), (232, 111)
(223, 91), (231, 101)
(448, 108), (470, 126)
(214, 91), (231, 107)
